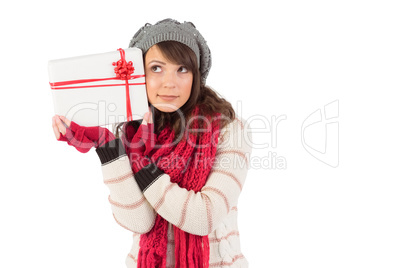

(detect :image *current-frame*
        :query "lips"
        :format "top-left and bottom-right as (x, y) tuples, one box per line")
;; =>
(158, 95), (178, 101)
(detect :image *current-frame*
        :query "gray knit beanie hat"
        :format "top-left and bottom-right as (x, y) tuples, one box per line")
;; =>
(129, 18), (211, 85)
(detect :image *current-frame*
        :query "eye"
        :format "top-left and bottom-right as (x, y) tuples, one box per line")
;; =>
(178, 66), (189, 73)
(151, 66), (162, 72)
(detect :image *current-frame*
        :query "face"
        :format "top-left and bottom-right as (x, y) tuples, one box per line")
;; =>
(144, 45), (193, 113)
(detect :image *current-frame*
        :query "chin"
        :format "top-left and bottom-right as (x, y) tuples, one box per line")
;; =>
(152, 103), (181, 113)
(156, 107), (177, 113)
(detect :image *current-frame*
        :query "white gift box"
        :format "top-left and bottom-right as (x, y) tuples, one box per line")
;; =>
(48, 48), (148, 126)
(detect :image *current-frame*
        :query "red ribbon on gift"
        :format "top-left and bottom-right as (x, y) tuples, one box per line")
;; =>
(113, 48), (134, 121)
(50, 48), (145, 122)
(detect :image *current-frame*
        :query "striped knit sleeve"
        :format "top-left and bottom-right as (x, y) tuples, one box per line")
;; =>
(137, 117), (252, 236)
(96, 139), (156, 234)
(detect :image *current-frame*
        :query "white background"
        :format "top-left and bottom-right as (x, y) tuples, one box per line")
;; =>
(1, 0), (401, 267)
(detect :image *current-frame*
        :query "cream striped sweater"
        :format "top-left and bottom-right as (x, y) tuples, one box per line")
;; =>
(96, 117), (252, 268)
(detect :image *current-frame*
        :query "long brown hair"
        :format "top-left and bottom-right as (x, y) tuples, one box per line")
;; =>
(116, 41), (235, 140)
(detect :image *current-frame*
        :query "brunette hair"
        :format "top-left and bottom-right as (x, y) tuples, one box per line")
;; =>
(116, 41), (235, 140)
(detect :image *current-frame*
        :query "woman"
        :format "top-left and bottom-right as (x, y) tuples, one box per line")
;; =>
(52, 19), (252, 268)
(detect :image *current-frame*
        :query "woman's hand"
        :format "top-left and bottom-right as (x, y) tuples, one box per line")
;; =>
(142, 108), (153, 125)
(140, 108), (156, 156)
(52, 115), (71, 140)
(128, 108), (157, 172)
(52, 115), (115, 153)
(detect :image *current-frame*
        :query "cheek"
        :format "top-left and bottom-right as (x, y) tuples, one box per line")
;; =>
(144, 69), (159, 89)
(145, 77), (158, 96)
(183, 76), (193, 96)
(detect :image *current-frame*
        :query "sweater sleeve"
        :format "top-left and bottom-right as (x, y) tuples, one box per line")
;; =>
(134, 117), (252, 236)
(96, 139), (156, 234)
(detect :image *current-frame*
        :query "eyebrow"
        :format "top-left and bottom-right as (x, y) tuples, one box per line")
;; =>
(147, 60), (166, 66)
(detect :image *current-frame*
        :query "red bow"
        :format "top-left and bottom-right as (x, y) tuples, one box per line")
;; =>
(113, 48), (134, 121)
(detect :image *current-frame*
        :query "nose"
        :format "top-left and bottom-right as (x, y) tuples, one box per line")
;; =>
(162, 70), (177, 88)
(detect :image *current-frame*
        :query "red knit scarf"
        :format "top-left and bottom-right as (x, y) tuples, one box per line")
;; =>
(125, 107), (221, 268)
